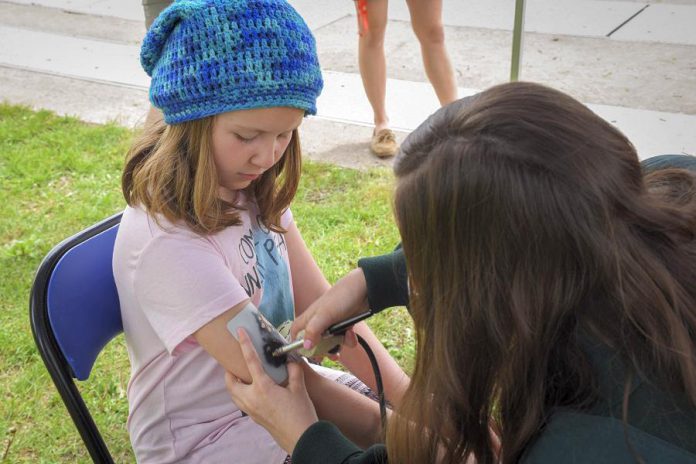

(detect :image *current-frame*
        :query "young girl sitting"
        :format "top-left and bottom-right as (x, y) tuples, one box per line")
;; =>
(113, 1), (407, 462)
(226, 82), (696, 464)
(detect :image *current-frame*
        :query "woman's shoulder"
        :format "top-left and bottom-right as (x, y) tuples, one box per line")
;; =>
(523, 335), (696, 463)
(292, 421), (387, 464)
(522, 409), (696, 463)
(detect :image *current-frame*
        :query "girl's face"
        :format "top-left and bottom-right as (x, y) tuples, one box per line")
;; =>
(211, 106), (304, 199)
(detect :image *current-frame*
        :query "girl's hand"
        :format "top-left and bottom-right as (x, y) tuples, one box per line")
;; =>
(291, 268), (369, 351)
(226, 329), (318, 454)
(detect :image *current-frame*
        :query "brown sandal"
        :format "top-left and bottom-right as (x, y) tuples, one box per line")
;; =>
(370, 128), (398, 158)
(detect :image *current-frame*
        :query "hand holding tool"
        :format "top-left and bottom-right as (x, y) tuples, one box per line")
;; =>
(272, 310), (373, 357)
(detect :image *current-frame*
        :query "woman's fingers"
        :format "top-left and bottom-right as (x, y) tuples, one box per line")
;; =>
(302, 309), (338, 348)
(293, 268), (370, 346)
(344, 328), (358, 348)
(290, 308), (312, 342)
(236, 328), (270, 382)
(225, 371), (237, 391)
(225, 347), (318, 454)
(290, 305), (333, 348)
(225, 371), (251, 413)
(225, 371), (244, 387)
(286, 360), (305, 393)
(225, 372), (248, 400)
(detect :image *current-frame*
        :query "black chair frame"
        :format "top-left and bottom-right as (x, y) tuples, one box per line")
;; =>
(30, 213), (122, 464)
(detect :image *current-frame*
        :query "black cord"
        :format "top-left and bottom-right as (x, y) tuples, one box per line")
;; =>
(356, 334), (387, 429)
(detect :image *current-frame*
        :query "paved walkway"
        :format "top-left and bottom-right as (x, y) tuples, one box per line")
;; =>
(1, 0), (695, 169)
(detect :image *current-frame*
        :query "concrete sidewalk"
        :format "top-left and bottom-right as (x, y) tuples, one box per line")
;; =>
(1, 0), (694, 169)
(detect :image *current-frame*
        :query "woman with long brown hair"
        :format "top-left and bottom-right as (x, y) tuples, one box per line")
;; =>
(226, 82), (696, 463)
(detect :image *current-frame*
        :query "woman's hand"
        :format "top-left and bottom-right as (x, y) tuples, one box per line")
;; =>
(226, 328), (318, 454)
(291, 267), (370, 351)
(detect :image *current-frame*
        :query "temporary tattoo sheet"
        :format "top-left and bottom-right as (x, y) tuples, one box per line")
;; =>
(227, 302), (294, 385)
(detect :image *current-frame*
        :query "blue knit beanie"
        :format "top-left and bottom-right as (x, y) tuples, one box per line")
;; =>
(141, 0), (323, 124)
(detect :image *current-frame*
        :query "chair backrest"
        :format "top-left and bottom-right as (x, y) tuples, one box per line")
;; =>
(30, 212), (123, 464)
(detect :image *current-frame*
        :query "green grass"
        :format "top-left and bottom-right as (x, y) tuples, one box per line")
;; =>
(0, 103), (414, 462)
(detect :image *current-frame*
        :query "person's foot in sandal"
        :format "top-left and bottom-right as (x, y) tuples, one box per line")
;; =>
(370, 128), (398, 158)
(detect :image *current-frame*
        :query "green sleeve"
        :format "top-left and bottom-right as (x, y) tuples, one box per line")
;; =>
(292, 421), (388, 464)
(357, 248), (409, 313)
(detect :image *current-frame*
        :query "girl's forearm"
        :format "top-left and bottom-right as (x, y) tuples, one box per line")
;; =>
(303, 363), (383, 448)
(339, 322), (410, 408)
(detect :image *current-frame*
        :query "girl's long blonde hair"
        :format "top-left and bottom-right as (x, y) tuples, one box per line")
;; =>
(122, 116), (301, 234)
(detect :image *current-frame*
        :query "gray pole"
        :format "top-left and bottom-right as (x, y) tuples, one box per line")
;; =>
(510, 0), (526, 81)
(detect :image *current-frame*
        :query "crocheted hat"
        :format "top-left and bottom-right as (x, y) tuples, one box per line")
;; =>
(141, 0), (323, 124)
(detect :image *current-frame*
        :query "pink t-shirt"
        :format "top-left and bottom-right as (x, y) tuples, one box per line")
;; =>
(113, 201), (294, 463)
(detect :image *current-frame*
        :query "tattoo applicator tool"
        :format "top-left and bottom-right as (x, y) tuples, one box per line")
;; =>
(275, 309), (389, 428)
(272, 310), (373, 357)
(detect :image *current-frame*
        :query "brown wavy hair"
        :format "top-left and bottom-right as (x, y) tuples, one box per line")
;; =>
(388, 82), (696, 463)
(122, 116), (301, 234)
(645, 168), (696, 207)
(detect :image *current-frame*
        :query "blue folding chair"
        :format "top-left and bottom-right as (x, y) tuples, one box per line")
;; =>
(30, 213), (123, 464)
